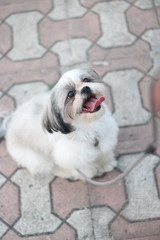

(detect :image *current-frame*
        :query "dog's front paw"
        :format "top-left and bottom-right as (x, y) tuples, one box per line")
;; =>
(55, 168), (85, 180)
(103, 159), (117, 172)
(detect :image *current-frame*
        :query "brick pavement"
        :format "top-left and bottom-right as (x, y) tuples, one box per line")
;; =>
(0, 0), (160, 239)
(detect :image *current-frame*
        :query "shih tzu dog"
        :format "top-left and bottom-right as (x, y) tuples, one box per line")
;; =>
(1, 69), (118, 179)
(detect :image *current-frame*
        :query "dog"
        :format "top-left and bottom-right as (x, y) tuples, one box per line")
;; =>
(1, 69), (118, 179)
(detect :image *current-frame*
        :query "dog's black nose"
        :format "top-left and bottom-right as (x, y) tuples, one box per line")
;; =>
(81, 86), (91, 95)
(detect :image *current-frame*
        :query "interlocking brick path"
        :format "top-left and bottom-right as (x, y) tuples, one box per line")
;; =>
(0, 0), (160, 239)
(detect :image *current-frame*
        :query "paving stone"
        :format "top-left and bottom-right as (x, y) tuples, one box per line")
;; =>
(104, 85), (113, 113)
(119, 154), (160, 221)
(0, 173), (6, 187)
(3, 230), (33, 240)
(89, 39), (150, 61)
(68, 12), (101, 42)
(135, 0), (153, 9)
(6, 12), (46, 61)
(0, 23), (12, 55)
(154, 118), (160, 155)
(0, 0), (52, 19)
(52, 38), (92, 66)
(8, 81), (48, 106)
(0, 68), (59, 93)
(60, 63), (92, 76)
(126, 6), (158, 36)
(49, 0), (87, 20)
(67, 208), (94, 240)
(80, 0), (100, 8)
(127, 0), (136, 3)
(93, 1), (135, 48)
(11, 169), (61, 235)
(142, 29), (160, 54)
(116, 121), (153, 156)
(0, 52), (59, 91)
(40, 12), (101, 48)
(0, 156), (18, 177)
(92, 55), (152, 78)
(111, 215), (160, 239)
(142, 29), (160, 77)
(140, 76), (153, 112)
(157, 7), (160, 23)
(0, 67), (59, 93)
(0, 141), (10, 158)
(0, 220), (8, 238)
(3, 229), (75, 240)
(52, 223), (76, 240)
(0, 181), (19, 225)
(0, 52), (58, 76)
(88, 170), (126, 212)
(91, 207), (116, 240)
(103, 69), (151, 127)
(51, 178), (89, 218)
(67, 207), (116, 240)
(155, 163), (160, 195)
(3, 231), (28, 240)
(128, 236), (160, 240)
(88, 39), (152, 73)
(149, 54), (160, 78)
(94, 55), (152, 77)
(39, 17), (68, 48)
(0, 95), (15, 113)
(155, 0), (160, 6)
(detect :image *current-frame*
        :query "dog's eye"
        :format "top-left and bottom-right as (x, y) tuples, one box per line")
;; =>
(83, 78), (90, 82)
(68, 90), (75, 99)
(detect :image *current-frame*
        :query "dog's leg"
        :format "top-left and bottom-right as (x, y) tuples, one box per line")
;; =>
(97, 151), (117, 175)
(7, 142), (53, 175)
(53, 167), (82, 180)
(53, 163), (99, 180)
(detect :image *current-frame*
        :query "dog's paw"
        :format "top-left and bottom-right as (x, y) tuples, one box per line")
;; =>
(103, 159), (117, 172)
(55, 168), (84, 180)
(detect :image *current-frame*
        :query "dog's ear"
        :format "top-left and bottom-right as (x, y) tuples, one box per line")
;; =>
(42, 97), (74, 134)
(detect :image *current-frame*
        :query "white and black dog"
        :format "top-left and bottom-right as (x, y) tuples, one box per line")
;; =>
(0, 69), (118, 179)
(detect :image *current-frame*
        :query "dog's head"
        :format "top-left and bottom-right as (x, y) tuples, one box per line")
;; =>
(42, 69), (107, 134)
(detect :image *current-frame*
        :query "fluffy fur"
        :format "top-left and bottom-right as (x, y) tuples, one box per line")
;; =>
(3, 69), (118, 179)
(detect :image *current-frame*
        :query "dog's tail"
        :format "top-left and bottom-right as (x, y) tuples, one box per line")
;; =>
(0, 113), (11, 142)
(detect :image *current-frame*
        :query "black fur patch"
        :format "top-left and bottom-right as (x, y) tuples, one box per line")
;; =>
(44, 117), (54, 134)
(43, 107), (74, 134)
(54, 111), (73, 134)
(43, 90), (75, 134)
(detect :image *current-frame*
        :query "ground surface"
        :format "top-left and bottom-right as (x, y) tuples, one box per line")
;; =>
(0, 0), (160, 239)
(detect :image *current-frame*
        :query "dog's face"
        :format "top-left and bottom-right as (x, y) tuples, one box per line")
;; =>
(43, 69), (107, 134)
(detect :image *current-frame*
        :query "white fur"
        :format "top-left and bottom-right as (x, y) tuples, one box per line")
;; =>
(6, 69), (118, 179)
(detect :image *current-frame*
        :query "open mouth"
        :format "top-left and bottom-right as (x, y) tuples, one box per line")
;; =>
(82, 95), (105, 113)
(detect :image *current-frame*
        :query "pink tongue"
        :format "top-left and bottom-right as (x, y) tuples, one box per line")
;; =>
(84, 96), (105, 112)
